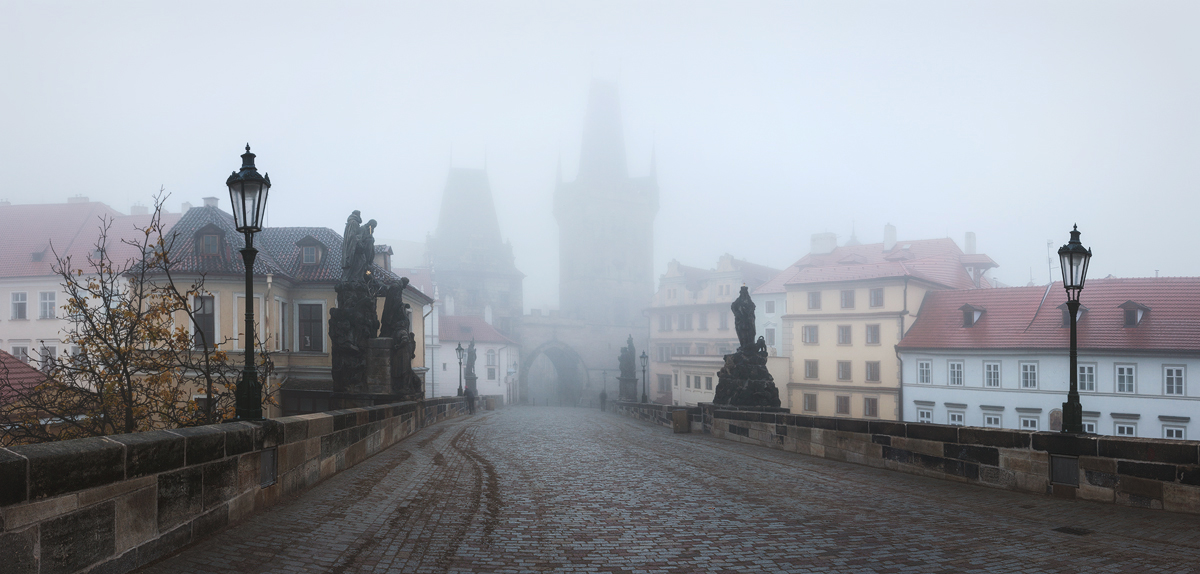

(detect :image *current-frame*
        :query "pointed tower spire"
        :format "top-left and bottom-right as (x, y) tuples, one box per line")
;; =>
(650, 141), (657, 179)
(556, 154), (563, 184)
(577, 80), (627, 182)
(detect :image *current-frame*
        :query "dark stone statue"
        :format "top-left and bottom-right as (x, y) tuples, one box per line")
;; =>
(618, 335), (636, 380)
(465, 340), (477, 379)
(331, 210), (391, 395)
(340, 210), (377, 284)
(380, 278), (421, 400)
(712, 286), (781, 408)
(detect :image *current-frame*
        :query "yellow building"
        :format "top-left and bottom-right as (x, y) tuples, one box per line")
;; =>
(760, 229), (996, 420)
(162, 199), (432, 418)
(648, 254), (780, 405)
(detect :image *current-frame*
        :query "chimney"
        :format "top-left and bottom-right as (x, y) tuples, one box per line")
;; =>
(0, 200), (10, 207)
(181, 202), (193, 212)
(130, 204), (149, 215)
(484, 305), (494, 325)
(964, 232), (976, 255)
(883, 224), (897, 251)
(67, 195), (89, 203)
(810, 232), (838, 255)
(202, 197), (219, 208)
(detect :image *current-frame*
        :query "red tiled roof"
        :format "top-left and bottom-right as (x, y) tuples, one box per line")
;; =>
(755, 238), (992, 294)
(897, 277), (1200, 353)
(0, 201), (182, 278)
(0, 349), (50, 406)
(439, 315), (517, 345)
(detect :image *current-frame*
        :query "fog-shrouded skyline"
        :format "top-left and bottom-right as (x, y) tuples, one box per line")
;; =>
(3, 1), (1198, 310)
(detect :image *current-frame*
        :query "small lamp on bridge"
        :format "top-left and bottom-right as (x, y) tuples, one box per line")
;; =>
(1057, 224), (1091, 434)
(227, 144), (271, 421)
(639, 350), (649, 404)
(455, 342), (465, 396)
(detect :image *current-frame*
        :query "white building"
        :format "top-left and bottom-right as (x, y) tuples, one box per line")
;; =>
(437, 315), (519, 404)
(898, 278), (1200, 439)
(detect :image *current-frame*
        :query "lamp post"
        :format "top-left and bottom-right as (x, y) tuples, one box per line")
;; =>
(227, 144), (270, 421)
(640, 351), (649, 403)
(1058, 224), (1092, 434)
(455, 342), (465, 396)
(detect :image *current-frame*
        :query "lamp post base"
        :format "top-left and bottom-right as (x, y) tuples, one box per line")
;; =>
(1061, 398), (1083, 434)
(235, 369), (263, 421)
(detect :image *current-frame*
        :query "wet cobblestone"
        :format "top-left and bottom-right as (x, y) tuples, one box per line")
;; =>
(136, 408), (1200, 573)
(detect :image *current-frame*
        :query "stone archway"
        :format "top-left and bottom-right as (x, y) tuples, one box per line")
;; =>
(519, 342), (587, 406)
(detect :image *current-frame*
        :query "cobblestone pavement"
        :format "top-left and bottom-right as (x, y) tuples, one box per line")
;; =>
(137, 408), (1200, 573)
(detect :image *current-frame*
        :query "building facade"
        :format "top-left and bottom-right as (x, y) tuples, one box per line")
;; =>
(770, 227), (996, 420)
(898, 278), (1200, 439)
(437, 315), (519, 404)
(648, 254), (780, 405)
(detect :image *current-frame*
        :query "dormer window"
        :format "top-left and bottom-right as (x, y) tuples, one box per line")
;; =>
(295, 236), (326, 266)
(960, 303), (985, 327)
(302, 246), (318, 264)
(31, 251), (43, 262)
(1058, 303), (1088, 327)
(202, 234), (219, 255)
(1119, 301), (1150, 327)
(193, 224), (225, 257)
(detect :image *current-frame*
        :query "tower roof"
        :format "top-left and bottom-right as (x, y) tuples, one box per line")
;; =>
(430, 167), (519, 275)
(577, 80), (627, 182)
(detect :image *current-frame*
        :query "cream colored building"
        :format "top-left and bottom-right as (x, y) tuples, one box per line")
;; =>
(649, 254), (780, 405)
(761, 228), (996, 420)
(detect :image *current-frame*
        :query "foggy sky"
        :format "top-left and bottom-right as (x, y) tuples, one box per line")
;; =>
(3, 1), (1198, 310)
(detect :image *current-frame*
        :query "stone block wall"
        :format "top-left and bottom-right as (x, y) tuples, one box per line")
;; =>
(614, 402), (702, 431)
(0, 396), (476, 574)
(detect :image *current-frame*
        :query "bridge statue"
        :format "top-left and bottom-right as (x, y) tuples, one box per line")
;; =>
(712, 285), (781, 407)
(464, 339), (478, 394)
(617, 335), (638, 402)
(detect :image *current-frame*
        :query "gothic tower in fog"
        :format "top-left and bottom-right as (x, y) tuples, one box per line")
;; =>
(554, 81), (659, 327)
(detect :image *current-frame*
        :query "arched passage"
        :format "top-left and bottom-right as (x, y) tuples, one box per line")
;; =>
(519, 342), (587, 406)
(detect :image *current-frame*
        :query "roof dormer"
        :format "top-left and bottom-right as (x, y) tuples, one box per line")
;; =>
(959, 303), (985, 327)
(193, 223), (225, 256)
(1118, 301), (1150, 327)
(295, 235), (326, 266)
(1057, 302), (1088, 327)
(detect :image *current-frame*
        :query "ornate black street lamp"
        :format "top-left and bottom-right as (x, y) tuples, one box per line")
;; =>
(640, 351), (649, 403)
(1058, 224), (1092, 434)
(455, 342), (465, 396)
(227, 144), (270, 421)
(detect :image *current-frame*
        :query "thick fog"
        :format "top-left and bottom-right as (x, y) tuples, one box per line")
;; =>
(3, 1), (1198, 309)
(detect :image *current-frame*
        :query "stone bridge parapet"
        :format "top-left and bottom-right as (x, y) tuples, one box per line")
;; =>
(0, 394), (500, 574)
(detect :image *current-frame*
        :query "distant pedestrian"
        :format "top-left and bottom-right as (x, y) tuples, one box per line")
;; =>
(465, 387), (476, 414)
(599, 389), (607, 411)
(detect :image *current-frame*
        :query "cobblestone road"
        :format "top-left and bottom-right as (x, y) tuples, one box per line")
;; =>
(137, 408), (1200, 573)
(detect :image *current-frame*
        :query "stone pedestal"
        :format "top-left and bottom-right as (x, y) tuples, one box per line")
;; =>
(713, 350), (781, 408)
(366, 338), (393, 394)
(465, 374), (478, 394)
(330, 282), (380, 392)
(618, 376), (639, 402)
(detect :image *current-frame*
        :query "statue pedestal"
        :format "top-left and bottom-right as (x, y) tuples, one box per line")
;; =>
(465, 374), (478, 394)
(365, 338), (393, 394)
(618, 376), (639, 402)
(713, 350), (781, 408)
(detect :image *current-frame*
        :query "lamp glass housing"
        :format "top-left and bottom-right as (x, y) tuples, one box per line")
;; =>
(639, 351), (648, 369)
(455, 343), (465, 361)
(1057, 225), (1092, 301)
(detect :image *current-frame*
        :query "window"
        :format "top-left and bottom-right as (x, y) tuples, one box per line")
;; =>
(840, 290), (855, 309)
(11, 292), (26, 320)
(1124, 308), (1139, 327)
(1165, 426), (1186, 440)
(869, 288), (884, 308)
(302, 245), (317, 264)
(984, 362), (1001, 388)
(719, 312), (728, 330)
(1020, 362), (1038, 389)
(984, 414), (1001, 428)
(695, 345), (706, 355)
(1165, 367), (1185, 396)
(298, 303), (323, 352)
(917, 408), (932, 423)
(1082, 421), (1096, 434)
(865, 324), (880, 345)
(488, 367), (496, 380)
(658, 375), (671, 393)
(193, 296), (215, 349)
(917, 360), (931, 384)
(865, 361), (881, 382)
(674, 345), (689, 356)
(487, 349), (496, 366)
(698, 313), (708, 330)
(804, 360), (818, 379)
(807, 292), (821, 310)
(948, 412), (964, 426)
(837, 361), (851, 381)
(1020, 417), (1039, 431)
(202, 234), (219, 255)
(705, 376), (713, 390)
(38, 344), (57, 371)
(1078, 364), (1095, 392)
(38, 292), (55, 319)
(764, 328), (775, 347)
(803, 393), (817, 412)
(835, 395), (850, 415)
(948, 362), (964, 386)
(674, 373), (678, 387)
(1116, 365), (1136, 394)
(765, 300), (775, 314)
(659, 314), (671, 331)
(657, 346), (670, 362)
(1116, 423), (1136, 437)
(864, 397), (879, 418)
(837, 325), (851, 345)
(678, 314), (692, 330)
(11, 346), (29, 364)
(802, 325), (818, 344)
